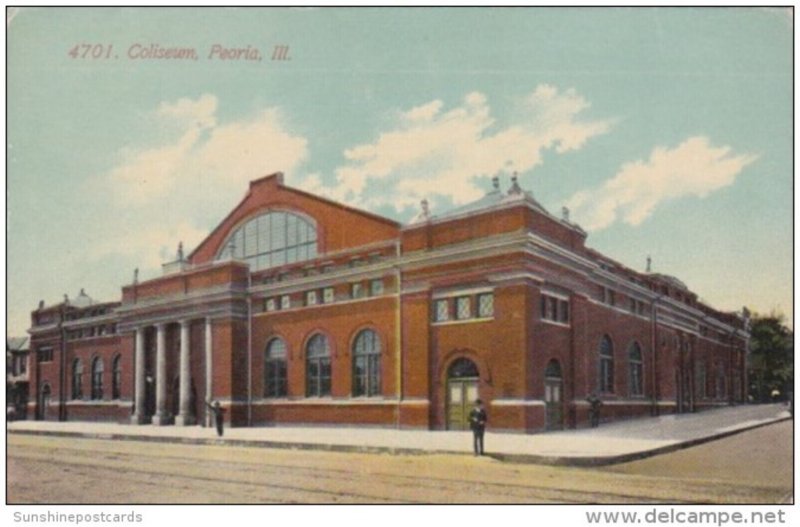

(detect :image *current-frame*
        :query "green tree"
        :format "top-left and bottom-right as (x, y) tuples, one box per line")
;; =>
(748, 313), (793, 403)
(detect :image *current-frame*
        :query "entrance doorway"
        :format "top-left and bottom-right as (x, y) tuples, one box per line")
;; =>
(446, 358), (479, 431)
(37, 383), (51, 420)
(544, 360), (564, 430)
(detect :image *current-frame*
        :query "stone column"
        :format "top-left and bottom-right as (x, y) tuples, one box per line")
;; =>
(152, 323), (169, 425)
(205, 317), (213, 427)
(175, 319), (194, 425)
(131, 327), (147, 424)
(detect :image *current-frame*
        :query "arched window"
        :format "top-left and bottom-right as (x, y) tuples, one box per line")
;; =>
(448, 358), (480, 379)
(628, 342), (644, 396)
(264, 338), (288, 398)
(111, 355), (122, 400)
(91, 357), (104, 400)
(352, 329), (381, 397)
(71, 359), (83, 400)
(599, 335), (614, 393)
(306, 334), (331, 397)
(545, 359), (562, 379)
(217, 211), (318, 271)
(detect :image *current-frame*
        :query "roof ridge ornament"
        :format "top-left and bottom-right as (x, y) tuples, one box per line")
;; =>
(408, 198), (434, 224)
(646, 255), (652, 273)
(507, 172), (522, 196)
(561, 206), (570, 222)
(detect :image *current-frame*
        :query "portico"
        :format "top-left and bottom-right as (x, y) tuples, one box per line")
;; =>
(130, 317), (213, 426)
(119, 259), (250, 427)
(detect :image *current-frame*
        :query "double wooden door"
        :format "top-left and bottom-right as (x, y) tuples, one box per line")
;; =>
(447, 378), (479, 430)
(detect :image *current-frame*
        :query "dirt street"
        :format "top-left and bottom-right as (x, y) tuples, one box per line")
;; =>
(7, 421), (792, 504)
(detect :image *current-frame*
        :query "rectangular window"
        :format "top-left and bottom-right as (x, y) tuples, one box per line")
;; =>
(265, 298), (277, 312)
(351, 283), (364, 299)
(306, 290), (318, 306)
(370, 279), (384, 296)
(601, 287), (615, 306)
(541, 294), (570, 324)
(323, 287), (335, 304)
(477, 293), (494, 318)
(456, 296), (472, 320)
(558, 299), (570, 323)
(434, 299), (450, 322)
(629, 298), (637, 313)
(38, 347), (53, 363)
(280, 295), (291, 310)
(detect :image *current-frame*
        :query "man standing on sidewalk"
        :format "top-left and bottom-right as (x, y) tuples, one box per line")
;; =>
(587, 393), (603, 428)
(205, 401), (225, 437)
(469, 399), (487, 456)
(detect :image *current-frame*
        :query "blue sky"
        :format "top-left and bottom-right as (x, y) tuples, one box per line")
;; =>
(6, 7), (793, 335)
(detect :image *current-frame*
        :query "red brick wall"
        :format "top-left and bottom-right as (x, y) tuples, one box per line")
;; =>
(250, 296), (397, 401)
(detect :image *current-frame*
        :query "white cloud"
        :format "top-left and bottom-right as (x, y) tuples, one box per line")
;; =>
(89, 221), (209, 270)
(98, 94), (309, 270)
(108, 95), (308, 205)
(330, 85), (613, 212)
(567, 136), (758, 231)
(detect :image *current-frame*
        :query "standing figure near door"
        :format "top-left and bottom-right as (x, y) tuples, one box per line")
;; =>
(468, 399), (487, 456)
(206, 400), (225, 437)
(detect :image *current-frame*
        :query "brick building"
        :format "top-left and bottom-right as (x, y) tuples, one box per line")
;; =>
(26, 172), (750, 432)
(6, 336), (30, 419)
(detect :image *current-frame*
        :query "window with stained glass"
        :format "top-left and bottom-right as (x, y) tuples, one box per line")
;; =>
(352, 330), (381, 397)
(217, 211), (318, 271)
(306, 334), (331, 397)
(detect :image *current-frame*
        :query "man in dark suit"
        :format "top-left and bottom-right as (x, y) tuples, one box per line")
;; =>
(469, 399), (487, 456)
(205, 400), (225, 437)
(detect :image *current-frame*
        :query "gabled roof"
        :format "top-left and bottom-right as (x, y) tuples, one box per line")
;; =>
(188, 172), (400, 263)
(7, 336), (30, 352)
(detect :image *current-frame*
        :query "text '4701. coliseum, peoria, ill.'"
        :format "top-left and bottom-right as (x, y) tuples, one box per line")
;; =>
(67, 43), (290, 62)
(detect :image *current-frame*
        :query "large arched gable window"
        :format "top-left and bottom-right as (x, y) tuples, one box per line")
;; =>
(352, 329), (381, 397)
(265, 338), (288, 398)
(111, 355), (122, 400)
(306, 334), (331, 397)
(72, 359), (83, 400)
(217, 211), (318, 271)
(599, 335), (614, 394)
(628, 342), (644, 396)
(91, 357), (104, 400)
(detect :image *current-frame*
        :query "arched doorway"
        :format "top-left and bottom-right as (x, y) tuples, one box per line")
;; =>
(37, 383), (51, 421)
(544, 359), (563, 430)
(446, 358), (479, 431)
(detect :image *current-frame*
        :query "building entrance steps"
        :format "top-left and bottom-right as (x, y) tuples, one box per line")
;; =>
(8, 403), (790, 466)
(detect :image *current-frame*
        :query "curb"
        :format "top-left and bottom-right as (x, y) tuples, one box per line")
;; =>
(8, 415), (790, 467)
(492, 415), (792, 467)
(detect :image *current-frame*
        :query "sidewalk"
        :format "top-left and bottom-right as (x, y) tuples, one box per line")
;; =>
(7, 403), (791, 466)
